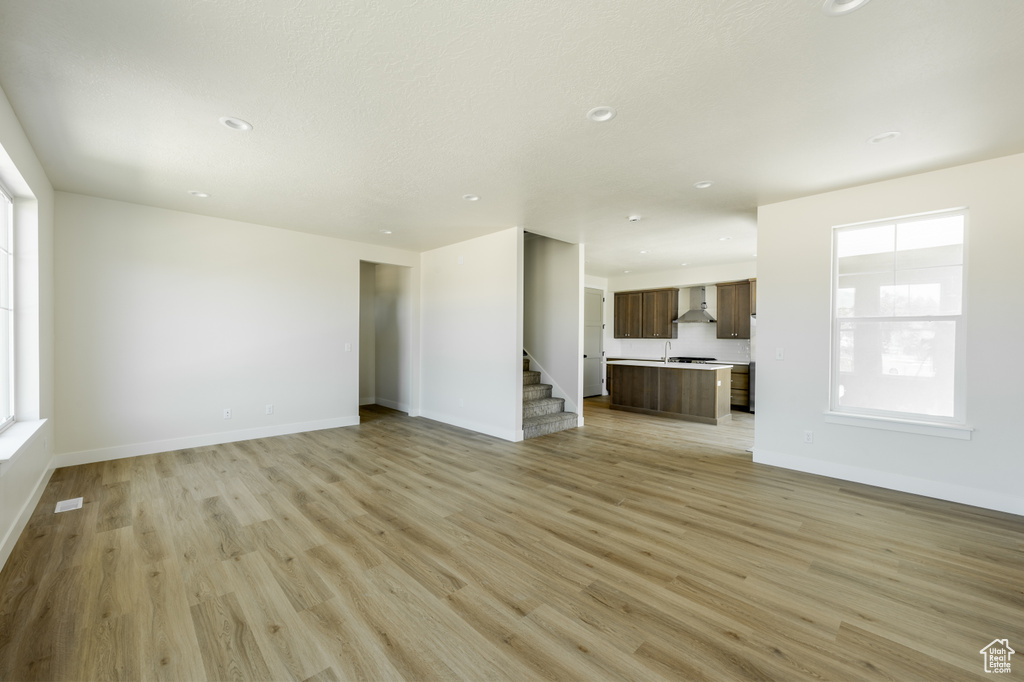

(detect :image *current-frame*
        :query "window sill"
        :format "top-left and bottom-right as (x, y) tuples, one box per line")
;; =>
(823, 412), (971, 440)
(0, 419), (48, 476)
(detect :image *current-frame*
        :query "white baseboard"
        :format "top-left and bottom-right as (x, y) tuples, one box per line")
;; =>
(753, 448), (1024, 517)
(0, 454), (54, 573)
(375, 397), (408, 412)
(418, 410), (519, 442)
(56, 416), (361, 468)
(359, 396), (375, 406)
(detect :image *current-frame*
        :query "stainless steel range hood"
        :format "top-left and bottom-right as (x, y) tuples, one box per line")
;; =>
(674, 286), (716, 323)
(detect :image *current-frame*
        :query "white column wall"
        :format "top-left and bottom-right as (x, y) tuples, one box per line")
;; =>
(420, 227), (523, 441)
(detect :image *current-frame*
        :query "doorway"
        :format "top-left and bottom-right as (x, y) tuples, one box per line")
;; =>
(584, 287), (604, 397)
(359, 261), (414, 413)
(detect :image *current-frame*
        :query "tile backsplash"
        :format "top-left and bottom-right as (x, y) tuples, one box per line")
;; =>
(605, 322), (750, 363)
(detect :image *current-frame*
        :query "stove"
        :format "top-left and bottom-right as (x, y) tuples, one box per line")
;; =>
(668, 356), (717, 364)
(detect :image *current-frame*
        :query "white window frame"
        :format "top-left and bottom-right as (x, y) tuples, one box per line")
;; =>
(828, 208), (968, 433)
(0, 183), (12, 436)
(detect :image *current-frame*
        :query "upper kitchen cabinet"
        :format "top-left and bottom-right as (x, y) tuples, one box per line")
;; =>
(614, 288), (679, 339)
(642, 289), (679, 339)
(717, 280), (751, 339)
(613, 291), (643, 338)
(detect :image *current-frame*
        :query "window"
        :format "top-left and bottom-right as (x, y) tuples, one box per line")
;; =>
(0, 184), (11, 433)
(830, 209), (966, 424)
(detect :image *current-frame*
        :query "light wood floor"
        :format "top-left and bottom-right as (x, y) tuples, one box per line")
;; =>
(1, 399), (1022, 681)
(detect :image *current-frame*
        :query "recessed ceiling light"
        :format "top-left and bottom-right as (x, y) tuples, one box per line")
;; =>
(867, 131), (901, 144)
(821, 0), (871, 16)
(719, 236), (732, 241)
(628, 215), (641, 222)
(623, 270), (631, 274)
(187, 190), (210, 198)
(462, 194), (480, 201)
(693, 181), (714, 189)
(639, 250), (648, 254)
(587, 106), (616, 122)
(379, 229), (393, 235)
(219, 116), (253, 131)
(680, 263), (688, 266)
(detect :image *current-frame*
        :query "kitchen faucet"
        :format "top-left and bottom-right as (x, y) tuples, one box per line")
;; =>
(663, 340), (672, 364)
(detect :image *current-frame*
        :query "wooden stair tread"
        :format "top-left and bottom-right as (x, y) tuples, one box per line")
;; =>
(522, 355), (577, 439)
(524, 397), (563, 406)
(523, 412), (578, 427)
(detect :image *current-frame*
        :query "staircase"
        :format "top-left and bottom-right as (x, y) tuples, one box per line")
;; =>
(522, 356), (578, 439)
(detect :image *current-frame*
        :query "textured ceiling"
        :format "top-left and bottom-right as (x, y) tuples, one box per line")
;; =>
(1, 0), (1023, 276)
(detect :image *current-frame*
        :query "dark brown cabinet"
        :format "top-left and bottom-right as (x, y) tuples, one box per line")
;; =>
(722, 363), (750, 409)
(642, 289), (678, 338)
(614, 288), (678, 339)
(716, 281), (751, 339)
(609, 364), (660, 410)
(613, 292), (643, 338)
(610, 363), (732, 424)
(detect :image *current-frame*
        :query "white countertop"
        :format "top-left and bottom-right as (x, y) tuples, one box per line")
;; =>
(607, 360), (732, 371)
(607, 356), (748, 366)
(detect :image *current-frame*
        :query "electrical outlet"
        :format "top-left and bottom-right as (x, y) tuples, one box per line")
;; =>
(223, 408), (232, 420)
(344, 343), (352, 352)
(265, 404), (274, 415)
(803, 430), (813, 444)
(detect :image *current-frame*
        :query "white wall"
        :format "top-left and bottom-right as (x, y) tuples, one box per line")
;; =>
(420, 227), (523, 441)
(524, 234), (583, 417)
(0, 83), (55, 571)
(374, 264), (414, 412)
(358, 261), (376, 405)
(605, 261), (756, 293)
(54, 192), (419, 463)
(755, 152), (1024, 515)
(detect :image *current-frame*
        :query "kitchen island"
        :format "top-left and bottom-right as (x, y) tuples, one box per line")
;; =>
(607, 360), (732, 425)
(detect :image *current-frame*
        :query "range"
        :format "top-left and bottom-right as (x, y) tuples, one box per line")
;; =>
(668, 356), (716, 364)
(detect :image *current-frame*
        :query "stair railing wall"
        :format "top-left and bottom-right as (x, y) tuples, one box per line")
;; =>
(523, 349), (578, 416)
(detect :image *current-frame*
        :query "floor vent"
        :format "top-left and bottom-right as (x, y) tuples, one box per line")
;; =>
(55, 497), (83, 513)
